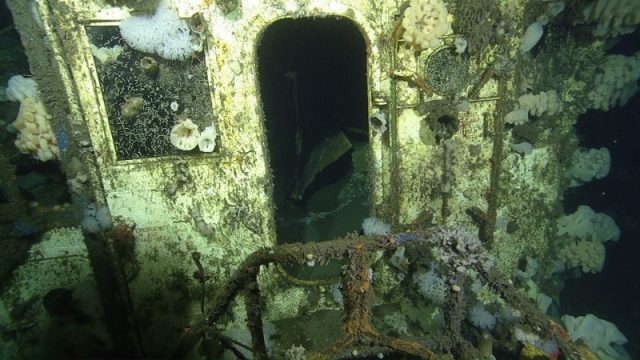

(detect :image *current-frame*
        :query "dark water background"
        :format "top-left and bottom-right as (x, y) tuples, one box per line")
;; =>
(562, 82), (640, 359)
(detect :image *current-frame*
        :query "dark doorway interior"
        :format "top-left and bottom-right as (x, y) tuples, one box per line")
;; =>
(257, 17), (369, 276)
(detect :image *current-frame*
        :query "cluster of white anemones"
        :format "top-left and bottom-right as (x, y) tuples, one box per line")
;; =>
(169, 119), (217, 152)
(5, 75), (60, 162)
(401, 0), (451, 50)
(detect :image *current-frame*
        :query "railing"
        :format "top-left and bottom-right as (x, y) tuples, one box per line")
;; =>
(171, 229), (580, 360)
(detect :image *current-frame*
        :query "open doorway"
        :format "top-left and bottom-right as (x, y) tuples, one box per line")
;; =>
(257, 17), (369, 274)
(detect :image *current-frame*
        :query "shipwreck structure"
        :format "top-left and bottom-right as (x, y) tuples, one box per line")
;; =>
(1, 0), (635, 358)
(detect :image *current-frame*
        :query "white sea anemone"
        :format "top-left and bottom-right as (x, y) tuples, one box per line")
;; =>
(198, 125), (217, 152)
(469, 304), (496, 330)
(170, 119), (200, 150)
(454, 36), (468, 54)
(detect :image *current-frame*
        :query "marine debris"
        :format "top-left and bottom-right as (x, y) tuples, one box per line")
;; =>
(172, 228), (585, 359)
